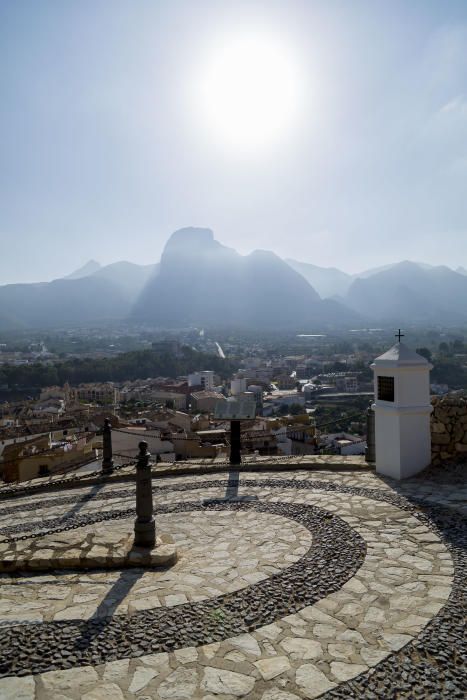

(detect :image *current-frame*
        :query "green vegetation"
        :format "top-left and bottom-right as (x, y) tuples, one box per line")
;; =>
(0, 346), (236, 389)
(210, 608), (225, 622)
(431, 359), (467, 389)
(313, 396), (370, 435)
(416, 347), (432, 361)
(275, 403), (304, 416)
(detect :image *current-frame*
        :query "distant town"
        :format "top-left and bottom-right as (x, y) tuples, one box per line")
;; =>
(1, 325), (466, 484)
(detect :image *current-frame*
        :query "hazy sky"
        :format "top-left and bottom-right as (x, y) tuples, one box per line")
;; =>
(1, 0), (466, 284)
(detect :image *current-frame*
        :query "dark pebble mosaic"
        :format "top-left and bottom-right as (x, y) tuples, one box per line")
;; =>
(323, 502), (466, 700)
(0, 500), (365, 677)
(0, 476), (455, 536)
(0, 477), (464, 699)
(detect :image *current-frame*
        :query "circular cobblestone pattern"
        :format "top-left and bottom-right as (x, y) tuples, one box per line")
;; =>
(0, 500), (365, 677)
(0, 475), (464, 699)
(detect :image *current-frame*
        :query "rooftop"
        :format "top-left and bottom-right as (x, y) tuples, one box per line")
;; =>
(372, 342), (430, 367)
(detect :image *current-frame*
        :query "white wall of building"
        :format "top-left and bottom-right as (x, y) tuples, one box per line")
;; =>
(372, 343), (432, 479)
(111, 429), (174, 459)
(188, 371), (215, 391)
(231, 377), (247, 395)
(338, 440), (366, 455)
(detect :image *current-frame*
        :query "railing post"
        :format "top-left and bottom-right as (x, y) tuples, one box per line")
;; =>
(365, 405), (376, 463)
(230, 419), (241, 466)
(102, 418), (114, 475)
(204, 418), (257, 504)
(134, 441), (156, 548)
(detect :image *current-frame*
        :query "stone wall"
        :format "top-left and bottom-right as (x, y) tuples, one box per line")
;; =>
(431, 395), (467, 465)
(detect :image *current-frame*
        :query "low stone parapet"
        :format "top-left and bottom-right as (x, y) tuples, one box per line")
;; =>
(431, 395), (467, 465)
(0, 454), (371, 499)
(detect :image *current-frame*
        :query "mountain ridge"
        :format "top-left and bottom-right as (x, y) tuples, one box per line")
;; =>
(131, 227), (355, 329)
(345, 261), (467, 322)
(0, 229), (465, 329)
(63, 260), (101, 280)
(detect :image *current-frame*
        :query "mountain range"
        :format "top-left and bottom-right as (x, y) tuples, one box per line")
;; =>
(131, 227), (357, 329)
(0, 227), (466, 330)
(345, 262), (467, 322)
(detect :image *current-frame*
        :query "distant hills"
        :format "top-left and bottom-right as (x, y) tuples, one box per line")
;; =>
(0, 228), (465, 330)
(345, 261), (467, 322)
(63, 259), (101, 280)
(131, 228), (358, 329)
(91, 261), (158, 300)
(0, 261), (159, 330)
(0, 277), (130, 330)
(286, 259), (353, 299)
(288, 258), (467, 322)
(286, 259), (438, 299)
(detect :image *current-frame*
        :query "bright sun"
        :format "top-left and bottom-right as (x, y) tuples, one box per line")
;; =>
(194, 33), (302, 154)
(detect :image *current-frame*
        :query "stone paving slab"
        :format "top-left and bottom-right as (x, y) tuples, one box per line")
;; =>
(2, 464), (465, 540)
(0, 469), (464, 699)
(0, 510), (313, 624)
(1, 473), (390, 537)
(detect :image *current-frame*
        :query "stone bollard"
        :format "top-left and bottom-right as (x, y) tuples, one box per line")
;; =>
(102, 418), (114, 475)
(134, 441), (156, 548)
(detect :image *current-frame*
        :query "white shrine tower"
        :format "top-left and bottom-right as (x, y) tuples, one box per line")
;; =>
(371, 334), (433, 479)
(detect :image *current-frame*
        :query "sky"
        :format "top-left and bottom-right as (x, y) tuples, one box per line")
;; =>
(0, 0), (466, 284)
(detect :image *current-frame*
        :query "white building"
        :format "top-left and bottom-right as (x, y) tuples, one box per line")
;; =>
(188, 371), (215, 391)
(262, 390), (305, 416)
(71, 383), (120, 405)
(231, 377), (248, 395)
(372, 342), (432, 479)
(110, 428), (175, 462)
(319, 432), (366, 455)
(335, 376), (358, 392)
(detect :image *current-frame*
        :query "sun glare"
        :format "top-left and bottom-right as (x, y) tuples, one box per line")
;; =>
(193, 33), (302, 154)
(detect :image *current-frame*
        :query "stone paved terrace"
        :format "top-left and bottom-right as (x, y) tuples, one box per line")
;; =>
(0, 456), (465, 699)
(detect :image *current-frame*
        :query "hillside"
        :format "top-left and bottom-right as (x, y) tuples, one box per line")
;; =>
(286, 259), (352, 298)
(132, 228), (358, 329)
(345, 261), (467, 321)
(0, 277), (130, 330)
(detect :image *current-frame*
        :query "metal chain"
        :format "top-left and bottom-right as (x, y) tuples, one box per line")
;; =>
(0, 506), (136, 544)
(0, 433), (369, 544)
(0, 460), (136, 501)
(0, 455), (294, 541)
(0, 454), (301, 501)
(0, 411), (367, 501)
(314, 411), (367, 431)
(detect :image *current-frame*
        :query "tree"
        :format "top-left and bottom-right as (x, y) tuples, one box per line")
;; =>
(416, 347), (432, 362)
(0, 345), (237, 388)
(289, 403), (304, 415)
(431, 359), (467, 390)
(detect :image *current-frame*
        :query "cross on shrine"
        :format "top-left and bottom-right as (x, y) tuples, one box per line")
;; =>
(395, 329), (405, 342)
